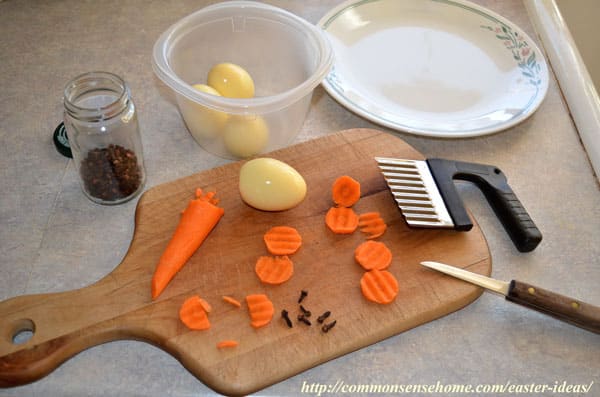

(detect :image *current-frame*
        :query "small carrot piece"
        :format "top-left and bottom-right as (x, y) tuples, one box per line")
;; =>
(325, 206), (359, 234)
(216, 340), (239, 349)
(195, 188), (219, 205)
(198, 297), (212, 313)
(354, 240), (392, 270)
(332, 175), (361, 207)
(246, 294), (275, 328)
(179, 296), (211, 330)
(255, 256), (294, 285)
(222, 295), (242, 308)
(151, 189), (224, 299)
(360, 269), (399, 304)
(358, 212), (387, 239)
(263, 226), (302, 255)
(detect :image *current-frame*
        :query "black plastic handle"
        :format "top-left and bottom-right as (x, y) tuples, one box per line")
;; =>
(426, 158), (542, 252)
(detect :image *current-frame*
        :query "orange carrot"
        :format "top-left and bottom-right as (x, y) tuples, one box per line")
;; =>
(360, 269), (399, 304)
(255, 256), (294, 285)
(222, 295), (242, 308)
(195, 188), (219, 205)
(332, 175), (361, 207)
(216, 340), (239, 349)
(354, 240), (392, 270)
(263, 226), (302, 255)
(325, 206), (359, 234)
(358, 212), (387, 239)
(151, 189), (224, 299)
(198, 297), (212, 313)
(179, 295), (211, 330)
(246, 294), (274, 328)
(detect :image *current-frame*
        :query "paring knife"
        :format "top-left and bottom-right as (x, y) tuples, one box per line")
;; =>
(375, 157), (542, 252)
(420, 261), (600, 334)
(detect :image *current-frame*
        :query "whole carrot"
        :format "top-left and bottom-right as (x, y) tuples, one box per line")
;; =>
(151, 189), (224, 299)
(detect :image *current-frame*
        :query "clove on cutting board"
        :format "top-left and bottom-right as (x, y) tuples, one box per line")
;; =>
(297, 314), (312, 326)
(281, 310), (293, 328)
(321, 320), (337, 333)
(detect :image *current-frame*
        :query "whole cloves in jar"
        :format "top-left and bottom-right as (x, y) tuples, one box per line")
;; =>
(63, 71), (145, 205)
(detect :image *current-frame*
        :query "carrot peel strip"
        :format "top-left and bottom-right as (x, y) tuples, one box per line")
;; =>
(151, 190), (224, 299)
(246, 294), (275, 328)
(354, 240), (392, 270)
(179, 296), (211, 330)
(222, 295), (242, 308)
(217, 340), (239, 349)
(255, 256), (294, 285)
(198, 297), (212, 313)
(360, 269), (399, 304)
(332, 175), (361, 207)
(358, 212), (387, 239)
(325, 206), (359, 234)
(263, 226), (302, 255)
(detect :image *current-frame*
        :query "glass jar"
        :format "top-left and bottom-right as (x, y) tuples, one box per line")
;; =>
(63, 72), (146, 205)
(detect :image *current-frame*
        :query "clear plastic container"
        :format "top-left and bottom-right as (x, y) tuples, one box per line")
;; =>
(152, 1), (333, 159)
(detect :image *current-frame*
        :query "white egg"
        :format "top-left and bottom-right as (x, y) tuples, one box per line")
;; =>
(239, 158), (307, 211)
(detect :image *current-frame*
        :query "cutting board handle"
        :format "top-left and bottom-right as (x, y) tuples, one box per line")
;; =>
(0, 274), (155, 387)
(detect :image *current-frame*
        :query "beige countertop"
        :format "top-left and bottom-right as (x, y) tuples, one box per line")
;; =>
(1, 0), (599, 396)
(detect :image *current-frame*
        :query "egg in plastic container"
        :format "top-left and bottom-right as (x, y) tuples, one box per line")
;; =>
(152, 1), (333, 159)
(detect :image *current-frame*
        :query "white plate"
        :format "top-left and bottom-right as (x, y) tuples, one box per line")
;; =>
(318, 0), (549, 137)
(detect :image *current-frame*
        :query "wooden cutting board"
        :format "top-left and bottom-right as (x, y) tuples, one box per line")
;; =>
(0, 129), (491, 396)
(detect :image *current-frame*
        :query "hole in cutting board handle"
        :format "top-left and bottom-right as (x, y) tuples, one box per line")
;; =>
(11, 318), (36, 345)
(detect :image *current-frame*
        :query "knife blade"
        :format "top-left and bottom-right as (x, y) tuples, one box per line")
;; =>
(420, 261), (600, 334)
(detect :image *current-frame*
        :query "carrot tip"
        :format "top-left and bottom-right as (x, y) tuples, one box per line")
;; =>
(151, 188), (224, 299)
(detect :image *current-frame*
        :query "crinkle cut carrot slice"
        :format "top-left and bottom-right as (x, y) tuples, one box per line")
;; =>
(354, 240), (392, 270)
(332, 175), (361, 207)
(179, 296), (211, 330)
(255, 256), (294, 285)
(358, 212), (387, 239)
(325, 206), (359, 234)
(246, 294), (275, 328)
(360, 269), (399, 304)
(263, 226), (302, 255)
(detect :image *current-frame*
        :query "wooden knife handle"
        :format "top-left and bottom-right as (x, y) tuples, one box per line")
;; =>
(506, 280), (600, 334)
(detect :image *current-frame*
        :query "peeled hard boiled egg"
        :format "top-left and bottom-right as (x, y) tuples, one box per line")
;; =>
(192, 83), (221, 96)
(207, 63), (255, 98)
(239, 158), (307, 211)
(178, 83), (229, 140)
(223, 114), (269, 158)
